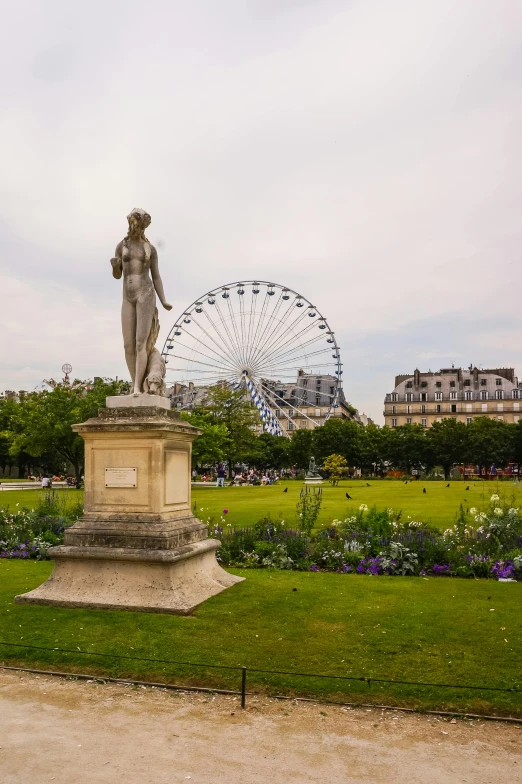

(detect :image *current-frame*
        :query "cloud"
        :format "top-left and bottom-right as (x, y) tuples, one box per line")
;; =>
(1, 0), (521, 422)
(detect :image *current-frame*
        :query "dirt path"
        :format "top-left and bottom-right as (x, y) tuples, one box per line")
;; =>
(1, 670), (521, 783)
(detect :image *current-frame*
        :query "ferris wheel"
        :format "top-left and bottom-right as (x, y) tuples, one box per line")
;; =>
(162, 281), (343, 435)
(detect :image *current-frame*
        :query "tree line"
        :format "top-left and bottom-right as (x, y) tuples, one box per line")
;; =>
(1, 381), (522, 479)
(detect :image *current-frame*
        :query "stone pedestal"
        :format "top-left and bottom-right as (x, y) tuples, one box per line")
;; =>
(15, 400), (243, 614)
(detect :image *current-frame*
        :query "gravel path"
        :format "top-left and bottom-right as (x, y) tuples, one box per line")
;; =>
(1, 670), (521, 783)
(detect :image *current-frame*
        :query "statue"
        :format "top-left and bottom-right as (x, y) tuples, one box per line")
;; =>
(111, 208), (171, 395)
(304, 455), (323, 484)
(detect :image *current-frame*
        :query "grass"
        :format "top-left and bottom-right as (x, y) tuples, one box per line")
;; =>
(2, 481), (522, 531)
(1, 561), (521, 716)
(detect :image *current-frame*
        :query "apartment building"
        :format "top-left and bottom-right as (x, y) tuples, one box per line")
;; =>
(384, 366), (522, 427)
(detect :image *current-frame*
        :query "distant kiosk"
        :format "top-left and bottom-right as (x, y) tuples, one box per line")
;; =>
(304, 456), (323, 485)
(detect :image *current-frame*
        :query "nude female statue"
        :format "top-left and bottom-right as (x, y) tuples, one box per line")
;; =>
(110, 208), (172, 395)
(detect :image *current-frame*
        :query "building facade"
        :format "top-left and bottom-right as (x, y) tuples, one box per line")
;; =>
(167, 370), (365, 434)
(384, 366), (522, 427)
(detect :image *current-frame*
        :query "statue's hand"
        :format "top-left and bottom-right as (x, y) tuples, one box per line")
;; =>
(162, 302), (173, 311)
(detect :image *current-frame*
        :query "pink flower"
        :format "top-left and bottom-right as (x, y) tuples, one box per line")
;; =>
(223, 509), (229, 514)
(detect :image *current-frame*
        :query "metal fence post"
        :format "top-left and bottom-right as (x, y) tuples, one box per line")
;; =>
(241, 666), (247, 708)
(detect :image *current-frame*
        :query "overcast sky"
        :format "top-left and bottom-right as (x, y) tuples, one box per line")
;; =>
(1, 0), (521, 423)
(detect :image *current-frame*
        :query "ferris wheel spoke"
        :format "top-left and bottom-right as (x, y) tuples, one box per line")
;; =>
(254, 315), (319, 368)
(244, 289), (270, 369)
(225, 296), (245, 366)
(249, 290), (286, 366)
(166, 352), (237, 374)
(254, 304), (312, 366)
(202, 307), (243, 369)
(212, 298), (244, 367)
(248, 296), (296, 368)
(181, 320), (241, 371)
(238, 287), (248, 364)
(245, 288), (258, 365)
(259, 334), (333, 370)
(260, 383), (320, 427)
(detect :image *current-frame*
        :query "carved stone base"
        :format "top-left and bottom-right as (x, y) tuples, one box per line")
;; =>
(15, 539), (243, 615)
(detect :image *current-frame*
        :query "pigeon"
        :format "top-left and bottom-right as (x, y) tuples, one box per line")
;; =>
(366, 483), (371, 487)
(466, 486), (470, 491)
(283, 488), (288, 493)
(446, 483), (450, 488)
(346, 492), (352, 500)
(423, 488), (427, 494)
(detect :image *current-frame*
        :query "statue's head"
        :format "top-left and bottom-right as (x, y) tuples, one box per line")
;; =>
(145, 375), (163, 395)
(127, 208), (151, 238)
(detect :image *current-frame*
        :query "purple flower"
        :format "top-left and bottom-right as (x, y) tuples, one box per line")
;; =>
(223, 509), (229, 514)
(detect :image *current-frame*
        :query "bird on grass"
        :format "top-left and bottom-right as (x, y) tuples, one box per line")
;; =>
(346, 492), (352, 499)
(466, 486), (470, 491)
(366, 482), (371, 487)
(423, 488), (427, 494)
(446, 483), (450, 488)
(283, 488), (288, 493)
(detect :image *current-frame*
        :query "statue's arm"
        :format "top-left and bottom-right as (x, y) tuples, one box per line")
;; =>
(150, 245), (172, 310)
(110, 241), (123, 279)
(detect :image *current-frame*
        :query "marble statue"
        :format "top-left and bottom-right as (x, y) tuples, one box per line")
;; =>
(110, 208), (171, 395)
(304, 455), (323, 484)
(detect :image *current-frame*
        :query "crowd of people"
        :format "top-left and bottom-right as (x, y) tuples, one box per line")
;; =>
(191, 466), (300, 487)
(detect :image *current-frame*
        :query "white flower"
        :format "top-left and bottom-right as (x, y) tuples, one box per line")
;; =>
(494, 508), (503, 516)
(359, 504), (368, 511)
(469, 507), (477, 514)
(508, 508), (518, 516)
(490, 494), (499, 502)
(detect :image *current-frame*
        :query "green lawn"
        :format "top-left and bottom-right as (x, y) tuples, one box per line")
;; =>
(1, 561), (521, 716)
(2, 481), (521, 531)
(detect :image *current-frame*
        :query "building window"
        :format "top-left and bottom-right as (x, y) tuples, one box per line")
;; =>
(465, 391), (471, 400)
(421, 393), (427, 402)
(466, 403), (472, 412)
(435, 382), (442, 388)
(481, 403), (487, 412)
(450, 381), (456, 387)
(392, 405), (396, 414)
(513, 389), (519, 399)
(466, 417), (473, 424)
(481, 379), (487, 386)
(300, 420), (308, 428)
(421, 418), (427, 427)
(496, 390), (503, 400)
(497, 415), (504, 421)
(406, 417), (412, 424)
(435, 392), (442, 400)
(275, 409), (282, 418)
(436, 404), (441, 413)
(515, 416), (520, 423)
(451, 404), (457, 413)
(315, 395), (321, 405)
(514, 402), (520, 411)
(406, 405), (412, 414)
(406, 381), (412, 388)
(406, 393), (412, 402)
(391, 418), (397, 427)
(392, 393), (398, 402)
(329, 386), (334, 396)
(497, 403), (503, 412)
(450, 391), (457, 400)
(481, 390), (487, 400)
(303, 379), (308, 387)
(288, 421), (294, 431)
(421, 404), (426, 414)
(496, 378), (502, 386)
(464, 379), (470, 386)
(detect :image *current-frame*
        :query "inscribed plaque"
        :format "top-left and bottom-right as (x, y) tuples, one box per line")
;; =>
(105, 467), (137, 488)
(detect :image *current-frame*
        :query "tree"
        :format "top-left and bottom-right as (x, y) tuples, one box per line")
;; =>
(323, 453), (348, 486)
(6, 379), (122, 479)
(288, 429), (313, 470)
(358, 423), (386, 475)
(384, 423), (428, 474)
(197, 386), (259, 475)
(180, 410), (229, 468)
(427, 418), (469, 480)
(312, 418), (361, 466)
(467, 417), (514, 477)
(246, 432), (291, 471)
